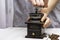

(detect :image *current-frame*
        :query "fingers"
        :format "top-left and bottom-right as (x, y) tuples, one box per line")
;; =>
(39, 0), (44, 6)
(43, 17), (51, 28)
(35, 0), (40, 6)
(30, 0), (36, 5)
(43, 0), (48, 7)
(41, 13), (47, 22)
(27, 17), (30, 20)
(30, 0), (44, 6)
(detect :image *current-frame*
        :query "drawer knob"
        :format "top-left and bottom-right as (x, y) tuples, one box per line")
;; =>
(32, 32), (35, 36)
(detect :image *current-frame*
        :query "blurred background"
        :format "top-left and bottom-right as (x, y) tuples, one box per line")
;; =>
(0, 0), (35, 28)
(0, 0), (14, 28)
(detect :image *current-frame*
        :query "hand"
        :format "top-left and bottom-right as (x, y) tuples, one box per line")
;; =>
(30, 0), (48, 7)
(30, 0), (51, 28)
(42, 17), (51, 28)
(30, 0), (44, 6)
(39, 8), (51, 28)
(40, 8), (51, 28)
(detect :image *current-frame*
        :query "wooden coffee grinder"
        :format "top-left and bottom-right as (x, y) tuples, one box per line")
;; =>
(25, 0), (48, 39)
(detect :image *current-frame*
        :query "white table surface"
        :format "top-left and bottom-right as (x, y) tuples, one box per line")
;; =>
(0, 27), (60, 40)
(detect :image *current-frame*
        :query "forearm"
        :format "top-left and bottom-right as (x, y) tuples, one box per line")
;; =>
(46, 0), (59, 14)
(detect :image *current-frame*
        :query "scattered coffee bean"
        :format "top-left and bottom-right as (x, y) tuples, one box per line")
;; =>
(49, 34), (59, 40)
